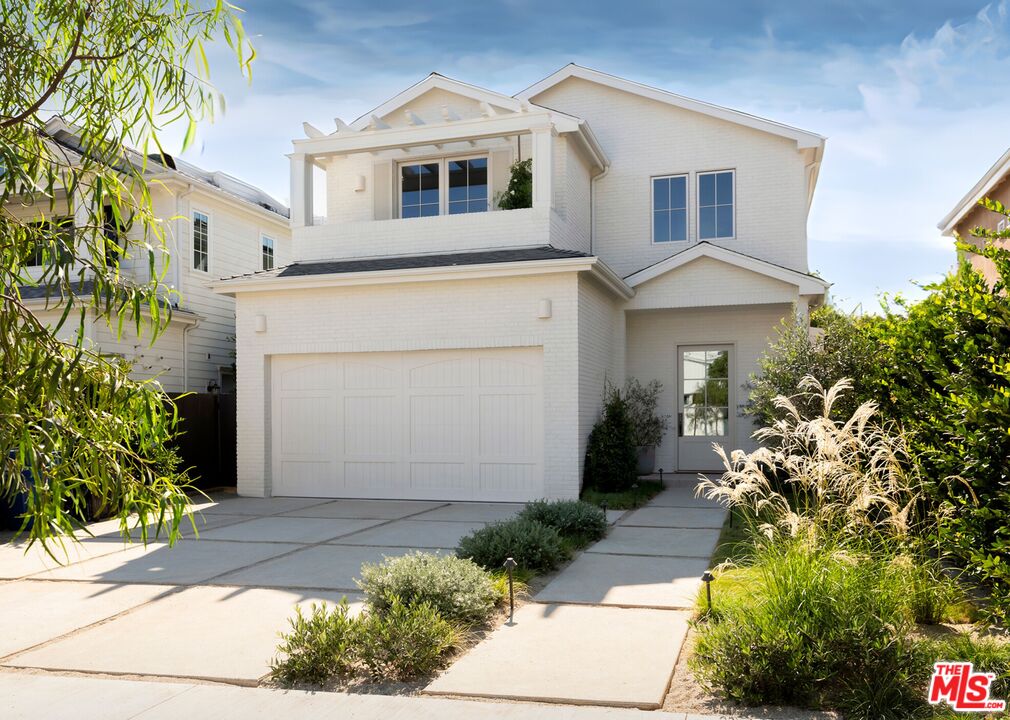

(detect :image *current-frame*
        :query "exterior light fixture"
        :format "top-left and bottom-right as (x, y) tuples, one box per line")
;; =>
(254, 314), (267, 333)
(207, 380), (220, 394)
(503, 557), (518, 624)
(537, 299), (552, 319)
(701, 570), (715, 614)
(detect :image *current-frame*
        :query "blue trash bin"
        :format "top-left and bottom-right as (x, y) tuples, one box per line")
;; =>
(2, 460), (35, 531)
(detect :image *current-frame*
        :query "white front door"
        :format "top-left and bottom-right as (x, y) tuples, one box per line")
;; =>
(270, 348), (545, 501)
(677, 345), (732, 473)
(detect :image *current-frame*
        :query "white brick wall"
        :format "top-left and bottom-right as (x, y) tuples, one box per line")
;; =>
(233, 272), (583, 499)
(625, 303), (793, 472)
(577, 275), (621, 485)
(530, 77), (811, 278)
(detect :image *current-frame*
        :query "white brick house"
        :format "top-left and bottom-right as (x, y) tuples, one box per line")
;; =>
(18, 117), (292, 395)
(215, 65), (828, 501)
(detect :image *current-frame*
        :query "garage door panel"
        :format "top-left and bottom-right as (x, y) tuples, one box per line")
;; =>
(410, 394), (466, 455)
(279, 396), (333, 457)
(279, 360), (336, 391)
(344, 462), (399, 491)
(408, 358), (466, 388)
(479, 394), (537, 457)
(343, 359), (400, 390)
(479, 356), (538, 387)
(343, 395), (400, 456)
(480, 464), (538, 493)
(272, 348), (544, 501)
(279, 461), (336, 497)
(411, 463), (468, 492)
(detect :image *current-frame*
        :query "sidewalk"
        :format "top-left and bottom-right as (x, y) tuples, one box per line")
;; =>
(0, 671), (781, 720)
(426, 478), (726, 709)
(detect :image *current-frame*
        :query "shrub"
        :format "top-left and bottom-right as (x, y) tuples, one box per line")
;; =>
(270, 601), (358, 686)
(623, 378), (669, 447)
(457, 517), (565, 573)
(583, 383), (637, 492)
(873, 219), (1010, 625)
(748, 305), (883, 427)
(691, 540), (931, 720)
(357, 552), (499, 627)
(519, 499), (606, 547)
(356, 595), (459, 680)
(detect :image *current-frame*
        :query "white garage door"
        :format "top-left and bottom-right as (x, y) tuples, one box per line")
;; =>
(271, 348), (544, 501)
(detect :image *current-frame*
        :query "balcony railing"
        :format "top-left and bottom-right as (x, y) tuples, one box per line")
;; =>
(293, 207), (551, 262)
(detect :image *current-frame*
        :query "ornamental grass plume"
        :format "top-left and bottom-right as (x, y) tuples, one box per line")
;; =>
(697, 376), (925, 548)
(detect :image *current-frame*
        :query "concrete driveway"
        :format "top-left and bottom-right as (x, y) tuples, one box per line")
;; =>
(0, 495), (522, 684)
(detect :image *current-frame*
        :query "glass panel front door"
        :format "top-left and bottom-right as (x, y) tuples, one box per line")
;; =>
(677, 346), (732, 472)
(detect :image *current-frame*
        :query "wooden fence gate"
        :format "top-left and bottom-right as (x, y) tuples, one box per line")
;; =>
(171, 393), (237, 489)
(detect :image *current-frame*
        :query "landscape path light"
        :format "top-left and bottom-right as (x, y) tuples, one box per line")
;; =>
(503, 557), (517, 625)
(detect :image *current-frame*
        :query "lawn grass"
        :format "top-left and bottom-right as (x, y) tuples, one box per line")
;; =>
(580, 479), (664, 510)
(708, 507), (751, 567)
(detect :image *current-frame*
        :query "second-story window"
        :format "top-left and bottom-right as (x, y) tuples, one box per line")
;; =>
(399, 156), (489, 218)
(193, 210), (209, 272)
(401, 163), (440, 218)
(448, 158), (488, 214)
(698, 170), (734, 240)
(652, 174), (688, 243)
(262, 235), (275, 271)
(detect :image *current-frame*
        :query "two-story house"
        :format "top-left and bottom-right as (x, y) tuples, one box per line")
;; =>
(17, 117), (292, 395)
(938, 146), (1010, 285)
(215, 65), (828, 502)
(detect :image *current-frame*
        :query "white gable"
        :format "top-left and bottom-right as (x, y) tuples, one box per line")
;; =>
(518, 65), (824, 150)
(626, 255), (798, 310)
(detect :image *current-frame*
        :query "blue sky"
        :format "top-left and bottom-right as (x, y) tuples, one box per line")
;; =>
(174, 1), (1010, 312)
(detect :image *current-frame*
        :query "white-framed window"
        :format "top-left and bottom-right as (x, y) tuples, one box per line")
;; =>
(399, 155), (488, 218)
(192, 210), (209, 272)
(652, 174), (688, 243)
(698, 170), (734, 240)
(261, 234), (275, 271)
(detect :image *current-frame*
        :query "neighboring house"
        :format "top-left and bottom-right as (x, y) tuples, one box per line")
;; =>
(215, 65), (828, 501)
(15, 117), (291, 395)
(938, 147), (1010, 286)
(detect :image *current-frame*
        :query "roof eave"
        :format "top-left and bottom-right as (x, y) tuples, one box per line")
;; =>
(937, 147), (1010, 235)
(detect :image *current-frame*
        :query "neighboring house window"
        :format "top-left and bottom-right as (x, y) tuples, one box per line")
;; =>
(103, 204), (127, 265)
(400, 162), (440, 218)
(447, 157), (488, 214)
(192, 210), (209, 271)
(698, 170), (734, 239)
(262, 235), (275, 271)
(652, 174), (688, 242)
(27, 216), (74, 266)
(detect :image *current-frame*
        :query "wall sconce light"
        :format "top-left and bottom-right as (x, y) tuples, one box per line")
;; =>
(538, 299), (552, 319)
(354, 174), (366, 192)
(254, 314), (267, 333)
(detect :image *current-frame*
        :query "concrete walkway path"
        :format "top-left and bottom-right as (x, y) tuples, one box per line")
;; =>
(0, 671), (784, 720)
(426, 476), (726, 709)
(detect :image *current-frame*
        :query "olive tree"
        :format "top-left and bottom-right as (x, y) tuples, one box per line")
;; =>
(0, 0), (252, 545)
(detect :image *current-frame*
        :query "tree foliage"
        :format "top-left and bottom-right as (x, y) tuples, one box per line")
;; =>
(0, 0), (252, 545)
(873, 201), (1010, 623)
(748, 305), (883, 426)
(583, 382), (638, 492)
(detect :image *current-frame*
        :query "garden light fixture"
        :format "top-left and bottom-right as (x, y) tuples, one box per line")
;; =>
(702, 570), (715, 613)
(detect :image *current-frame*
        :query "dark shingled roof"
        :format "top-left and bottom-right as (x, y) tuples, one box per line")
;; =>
(18, 279), (95, 300)
(225, 246), (593, 282)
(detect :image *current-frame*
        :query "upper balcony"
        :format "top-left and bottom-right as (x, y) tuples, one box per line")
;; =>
(286, 77), (607, 262)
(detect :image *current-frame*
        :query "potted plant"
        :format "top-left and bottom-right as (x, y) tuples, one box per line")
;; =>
(495, 158), (532, 210)
(624, 378), (669, 475)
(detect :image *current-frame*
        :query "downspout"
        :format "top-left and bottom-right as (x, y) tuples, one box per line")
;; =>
(589, 165), (610, 255)
(175, 183), (196, 390)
